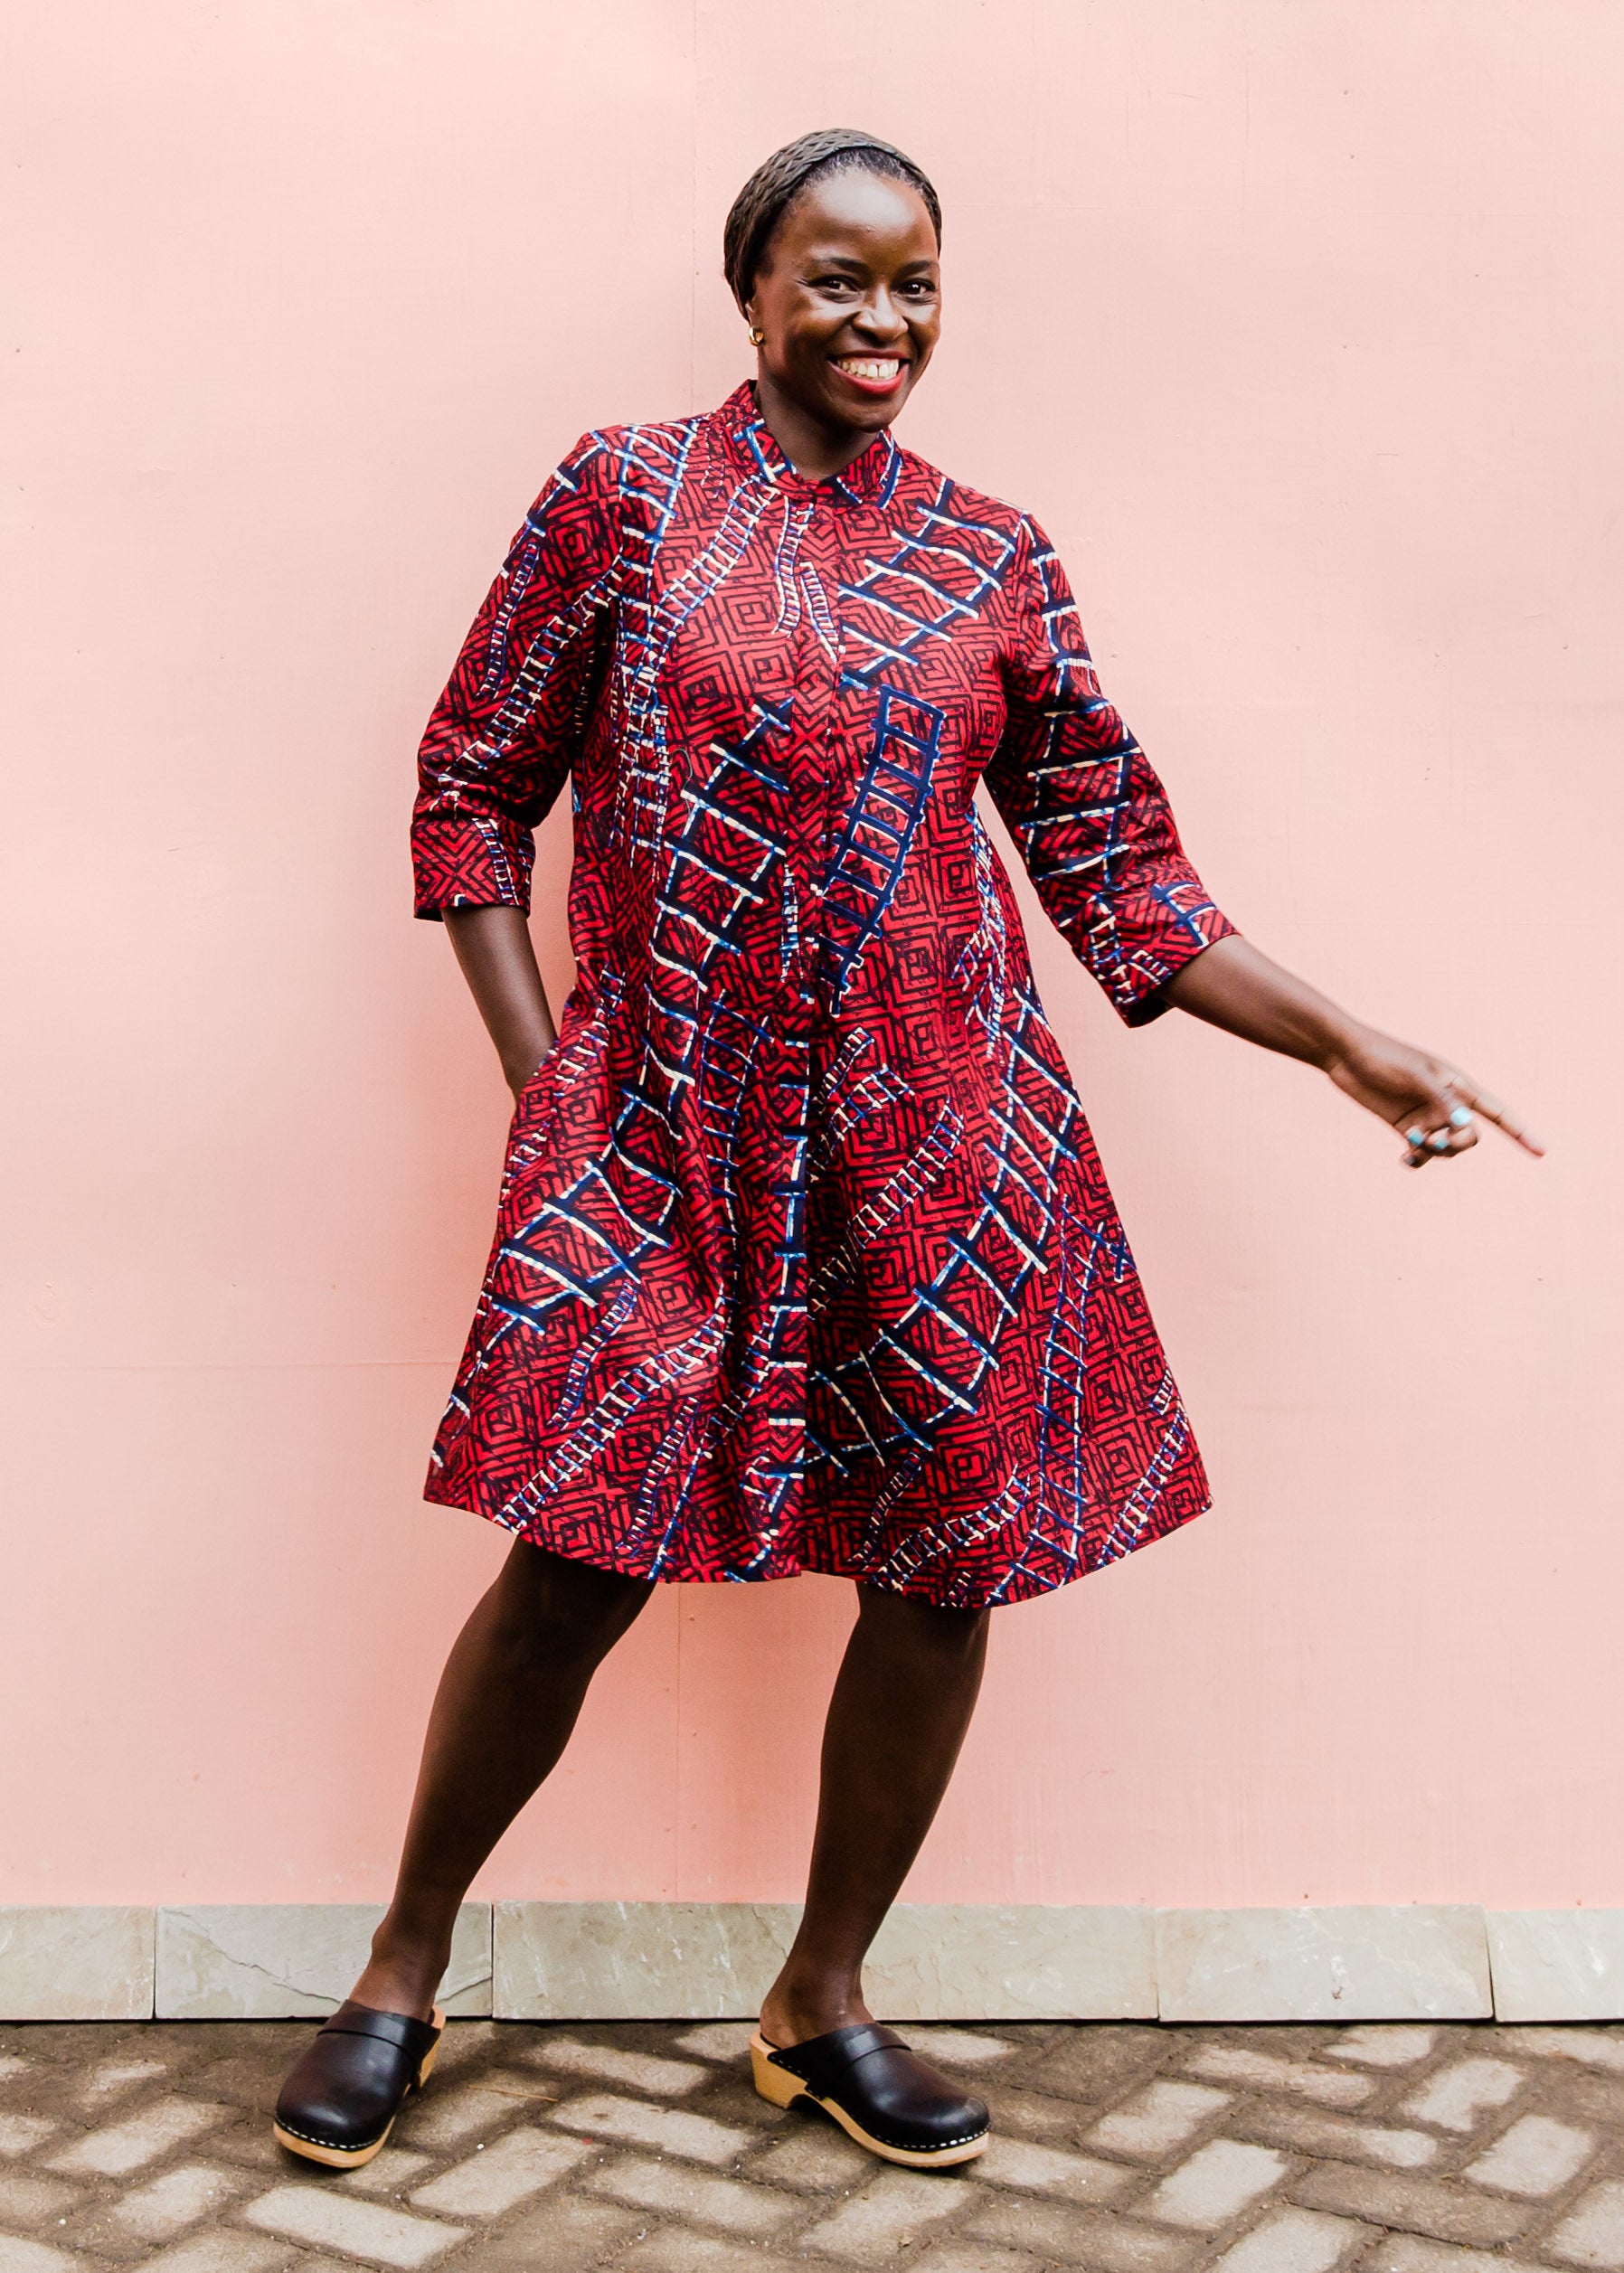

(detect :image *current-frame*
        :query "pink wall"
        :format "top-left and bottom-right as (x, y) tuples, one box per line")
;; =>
(5, 0), (1620, 1910)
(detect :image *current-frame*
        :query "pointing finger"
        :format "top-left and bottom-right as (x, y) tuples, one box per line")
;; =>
(1445, 1075), (1545, 1157)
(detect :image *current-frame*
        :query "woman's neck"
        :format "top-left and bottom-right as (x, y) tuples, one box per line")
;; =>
(753, 372), (877, 483)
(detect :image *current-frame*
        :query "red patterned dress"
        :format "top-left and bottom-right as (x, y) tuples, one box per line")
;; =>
(411, 383), (1234, 1608)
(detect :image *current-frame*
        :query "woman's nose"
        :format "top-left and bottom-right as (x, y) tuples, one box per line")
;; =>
(856, 289), (907, 338)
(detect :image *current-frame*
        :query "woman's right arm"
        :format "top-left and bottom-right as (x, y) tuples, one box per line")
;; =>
(444, 905), (556, 1099)
(410, 431), (623, 1092)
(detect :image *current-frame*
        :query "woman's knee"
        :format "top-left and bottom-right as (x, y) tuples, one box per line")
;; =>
(491, 1541), (653, 1664)
(854, 1583), (990, 1660)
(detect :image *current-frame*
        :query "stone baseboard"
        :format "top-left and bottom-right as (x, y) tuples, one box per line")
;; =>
(155, 1904), (493, 2020)
(1155, 1905), (1492, 2023)
(494, 1901), (1157, 2021)
(0, 1908), (156, 2021)
(1487, 1910), (1624, 2022)
(2, 1903), (1620, 2023)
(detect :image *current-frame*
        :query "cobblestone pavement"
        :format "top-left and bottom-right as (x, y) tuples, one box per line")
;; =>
(8, 2018), (1624, 2273)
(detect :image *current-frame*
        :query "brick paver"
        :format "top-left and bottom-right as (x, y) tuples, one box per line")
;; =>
(1544, 2182), (1624, 2268)
(1090, 2080), (1235, 2160)
(1213, 2207), (1374, 2273)
(1466, 2121), (1597, 2200)
(1144, 2140), (1289, 2231)
(1329, 2035), (1441, 2072)
(1406, 2065), (1528, 2136)
(408, 2128), (589, 2216)
(5, 2013), (1624, 2269)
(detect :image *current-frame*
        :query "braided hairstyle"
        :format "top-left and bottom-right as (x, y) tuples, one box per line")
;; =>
(722, 127), (941, 312)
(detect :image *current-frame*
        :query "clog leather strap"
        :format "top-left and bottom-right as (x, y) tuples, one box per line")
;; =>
(317, 2001), (440, 2060)
(766, 2023), (905, 2092)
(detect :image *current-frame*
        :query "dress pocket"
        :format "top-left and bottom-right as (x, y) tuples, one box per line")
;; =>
(496, 979), (610, 1207)
(512, 1042), (559, 1111)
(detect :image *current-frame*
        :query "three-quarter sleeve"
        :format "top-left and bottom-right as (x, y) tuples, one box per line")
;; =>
(411, 432), (624, 920)
(985, 515), (1235, 1024)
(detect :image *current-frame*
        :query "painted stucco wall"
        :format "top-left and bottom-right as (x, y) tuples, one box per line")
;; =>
(5, 0), (1619, 1910)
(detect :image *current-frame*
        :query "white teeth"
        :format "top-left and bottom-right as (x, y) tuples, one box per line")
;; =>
(836, 357), (901, 380)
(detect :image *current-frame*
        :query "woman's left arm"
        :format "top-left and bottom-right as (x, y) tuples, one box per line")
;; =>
(1165, 935), (1544, 1168)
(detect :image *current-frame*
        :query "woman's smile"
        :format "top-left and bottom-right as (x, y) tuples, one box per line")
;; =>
(830, 354), (908, 394)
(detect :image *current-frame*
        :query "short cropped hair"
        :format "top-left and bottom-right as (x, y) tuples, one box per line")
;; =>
(722, 127), (942, 310)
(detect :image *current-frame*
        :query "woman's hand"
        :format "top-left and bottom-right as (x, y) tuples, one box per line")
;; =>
(1164, 936), (1544, 1168)
(1324, 1027), (1544, 1169)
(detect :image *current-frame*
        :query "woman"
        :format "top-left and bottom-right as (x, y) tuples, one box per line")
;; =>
(273, 127), (1539, 2175)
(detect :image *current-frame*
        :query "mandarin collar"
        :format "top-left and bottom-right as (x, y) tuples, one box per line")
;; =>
(713, 381), (901, 508)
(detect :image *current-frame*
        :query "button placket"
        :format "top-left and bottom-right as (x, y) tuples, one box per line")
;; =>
(775, 493), (837, 998)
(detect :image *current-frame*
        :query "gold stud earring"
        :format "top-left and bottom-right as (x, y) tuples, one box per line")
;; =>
(748, 325), (765, 346)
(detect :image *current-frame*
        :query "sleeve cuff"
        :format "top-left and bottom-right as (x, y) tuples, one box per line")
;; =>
(411, 813), (534, 922)
(1105, 899), (1238, 1027)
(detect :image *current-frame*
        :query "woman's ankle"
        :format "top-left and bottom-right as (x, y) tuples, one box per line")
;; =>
(350, 1919), (453, 2021)
(760, 1966), (870, 2050)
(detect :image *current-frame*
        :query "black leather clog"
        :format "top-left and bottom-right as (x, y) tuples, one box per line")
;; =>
(273, 2001), (445, 2168)
(750, 2023), (989, 2166)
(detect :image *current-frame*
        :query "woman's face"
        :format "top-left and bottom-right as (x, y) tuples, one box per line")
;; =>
(744, 169), (941, 440)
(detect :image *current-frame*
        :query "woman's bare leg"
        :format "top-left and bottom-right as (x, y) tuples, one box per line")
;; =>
(350, 1540), (653, 2020)
(759, 1584), (991, 2047)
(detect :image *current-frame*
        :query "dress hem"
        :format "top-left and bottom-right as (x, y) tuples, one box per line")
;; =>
(421, 1476), (1212, 1612)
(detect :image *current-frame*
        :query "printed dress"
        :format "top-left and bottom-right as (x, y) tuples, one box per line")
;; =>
(411, 382), (1235, 1608)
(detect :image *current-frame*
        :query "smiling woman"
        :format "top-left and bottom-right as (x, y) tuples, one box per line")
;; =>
(272, 125), (1541, 2185)
(727, 131), (942, 463)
